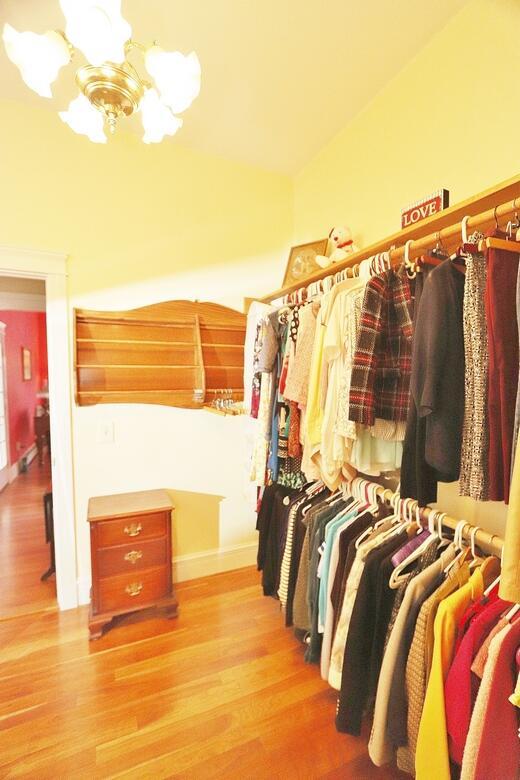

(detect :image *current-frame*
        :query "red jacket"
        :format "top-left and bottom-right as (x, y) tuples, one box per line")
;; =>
(445, 597), (509, 765)
(473, 617), (520, 780)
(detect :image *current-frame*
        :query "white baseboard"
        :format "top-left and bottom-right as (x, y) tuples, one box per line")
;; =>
(75, 541), (258, 607)
(8, 444), (38, 483)
(172, 541), (257, 582)
(26, 444), (37, 466)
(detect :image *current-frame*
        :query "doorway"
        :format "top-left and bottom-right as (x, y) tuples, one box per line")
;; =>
(0, 324), (9, 493)
(0, 246), (76, 612)
(0, 276), (53, 617)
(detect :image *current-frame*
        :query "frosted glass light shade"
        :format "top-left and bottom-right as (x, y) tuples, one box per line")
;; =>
(2, 23), (70, 98)
(59, 93), (107, 143)
(144, 46), (201, 114)
(59, 0), (131, 65)
(141, 88), (182, 144)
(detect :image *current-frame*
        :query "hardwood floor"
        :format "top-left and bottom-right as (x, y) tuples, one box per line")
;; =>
(0, 457), (55, 620)
(0, 563), (408, 779)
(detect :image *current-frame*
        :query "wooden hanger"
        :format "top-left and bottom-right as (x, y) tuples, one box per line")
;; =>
(417, 232), (448, 271)
(478, 204), (520, 253)
(478, 236), (520, 253)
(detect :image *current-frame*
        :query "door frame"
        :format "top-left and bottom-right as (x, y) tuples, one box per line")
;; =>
(0, 245), (77, 610)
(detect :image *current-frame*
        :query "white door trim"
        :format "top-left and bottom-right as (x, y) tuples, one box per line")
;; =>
(0, 245), (77, 610)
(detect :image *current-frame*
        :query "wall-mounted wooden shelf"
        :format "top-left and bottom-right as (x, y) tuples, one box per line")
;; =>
(74, 300), (246, 409)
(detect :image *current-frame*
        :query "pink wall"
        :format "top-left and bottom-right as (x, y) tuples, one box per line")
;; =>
(0, 311), (48, 465)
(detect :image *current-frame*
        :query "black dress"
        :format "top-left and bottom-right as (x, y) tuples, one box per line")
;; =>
(401, 261), (465, 503)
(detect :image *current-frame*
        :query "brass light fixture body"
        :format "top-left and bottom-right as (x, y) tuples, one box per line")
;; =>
(75, 60), (145, 133)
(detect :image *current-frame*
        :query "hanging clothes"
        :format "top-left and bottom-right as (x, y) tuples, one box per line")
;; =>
(459, 252), (489, 500)
(369, 543), (456, 766)
(500, 425), (520, 603)
(244, 301), (273, 415)
(512, 261), (520, 474)
(335, 528), (410, 735)
(485, 229), (520, 503)
(461, 616), (520, 780)
(348, 267), (414, 426)
(400, 260), (466, 504)
(396, 560), (470, 774)
(317, 282), (364, 488)
(444, 595), (509, 766)
(284, 302), (318, 406)
(414, 566), (488, 780)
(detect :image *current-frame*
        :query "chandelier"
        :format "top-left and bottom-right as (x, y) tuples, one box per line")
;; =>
(2, 1), (201, 144)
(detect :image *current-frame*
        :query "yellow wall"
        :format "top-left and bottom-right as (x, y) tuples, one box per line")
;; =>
(1, 0), (518, 599)
(294, 0), (520, 248)
(0, 98), (292, 599)
(292, 0), (520, 540)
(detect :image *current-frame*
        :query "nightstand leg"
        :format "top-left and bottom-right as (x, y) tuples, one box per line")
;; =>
(89, 616), (111, 640)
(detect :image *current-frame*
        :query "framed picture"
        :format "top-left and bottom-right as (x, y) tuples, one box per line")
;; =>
(282, 238), (329, 287)
(22, 347), (31, 381)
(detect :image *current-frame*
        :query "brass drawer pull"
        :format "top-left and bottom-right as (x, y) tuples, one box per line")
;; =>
(125, 582), (143, 597)
(124, 550), (143, 565)
(124, 522), (142, 537)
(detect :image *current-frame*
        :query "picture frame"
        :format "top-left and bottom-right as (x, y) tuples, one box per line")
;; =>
(22, 347), (31, 381)
(282, 238), (329, 287)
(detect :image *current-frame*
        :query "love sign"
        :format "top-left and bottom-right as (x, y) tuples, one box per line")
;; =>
(401, 189), (449, 229)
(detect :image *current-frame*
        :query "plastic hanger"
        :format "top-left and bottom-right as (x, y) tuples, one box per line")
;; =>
(505, 603), (520, 622)
(468, 525), (484, 569)
(448, 215), (470, 273)
(484, 574), (501, 597)
(434, 511), (451, 550)
(353, 480), (384, 549)
(388, 505), (438, 589)
(371, 490), (399, 532)
(305, 479), (324, 495)
(444, 520), (468, 574)
(403, 239), (417, 279)
(484, 545), (504, 596)
(389, 533), (429, 587)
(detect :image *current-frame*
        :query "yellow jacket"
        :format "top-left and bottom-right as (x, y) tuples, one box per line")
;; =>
(500, 443), (520, 602)
(415, 568), (484, 780)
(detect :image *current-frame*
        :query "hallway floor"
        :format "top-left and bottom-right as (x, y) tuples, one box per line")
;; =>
(0, 455), (55, 620)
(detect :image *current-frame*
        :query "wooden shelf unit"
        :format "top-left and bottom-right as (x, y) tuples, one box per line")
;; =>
(74, 300), (246, 409)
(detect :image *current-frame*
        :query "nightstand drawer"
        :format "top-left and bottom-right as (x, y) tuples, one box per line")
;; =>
(96, 511), (167, 547)
(97, 537), (168, 577)
(98, 566), (168, 613)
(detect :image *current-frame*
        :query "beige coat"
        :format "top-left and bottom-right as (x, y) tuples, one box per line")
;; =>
(368, 545), (456, 767)
(499, 444), (520, 603)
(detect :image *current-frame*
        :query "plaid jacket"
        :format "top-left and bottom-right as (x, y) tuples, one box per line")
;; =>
(348, 268), (413, 424)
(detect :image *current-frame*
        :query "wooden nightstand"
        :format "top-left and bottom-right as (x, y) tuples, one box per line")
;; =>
(87, 489), (178, 640)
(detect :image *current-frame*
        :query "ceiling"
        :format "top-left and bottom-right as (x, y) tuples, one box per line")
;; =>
(0, 0), (469, 173)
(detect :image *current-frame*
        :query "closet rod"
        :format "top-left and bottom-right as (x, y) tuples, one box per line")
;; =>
(258, 177), (520, 303)
(372, 485), (503, 558)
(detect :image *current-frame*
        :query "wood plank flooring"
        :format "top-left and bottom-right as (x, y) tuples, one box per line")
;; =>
(0, 461), (407, 778)
(0, 565), (408, 779)
(0, 457), (55, 620)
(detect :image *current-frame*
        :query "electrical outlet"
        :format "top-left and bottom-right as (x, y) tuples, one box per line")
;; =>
(96, 422), (114, 444)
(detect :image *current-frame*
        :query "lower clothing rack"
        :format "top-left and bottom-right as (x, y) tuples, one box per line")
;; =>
(361, 480), (503, 557)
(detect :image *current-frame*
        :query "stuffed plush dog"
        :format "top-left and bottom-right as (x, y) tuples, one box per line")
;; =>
(316, 226), (358, 269)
